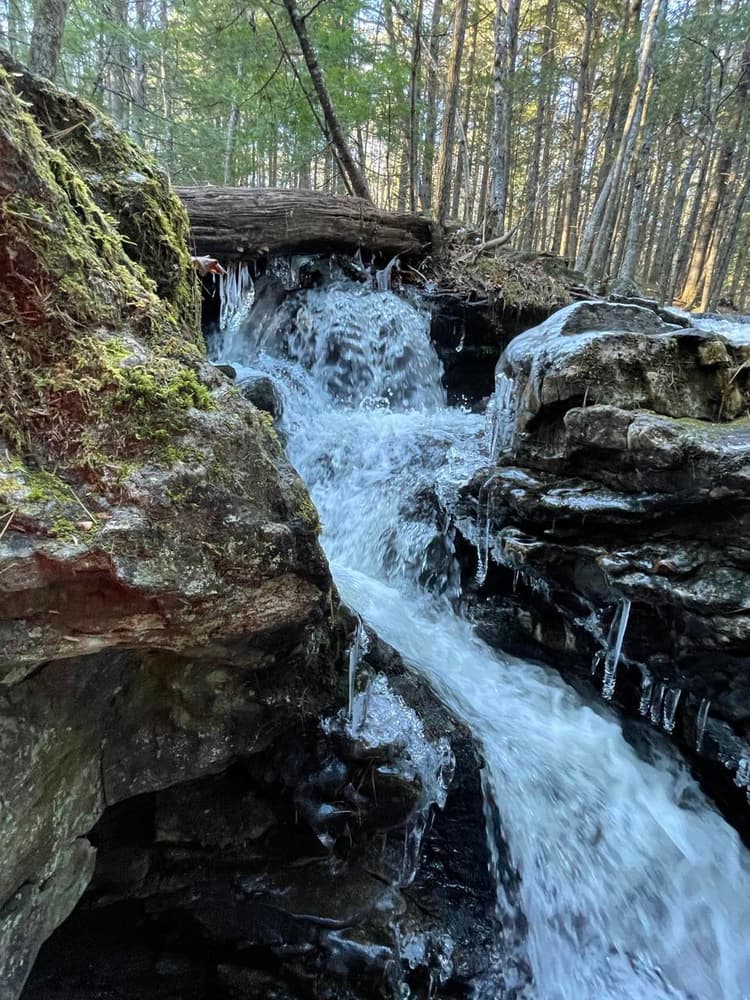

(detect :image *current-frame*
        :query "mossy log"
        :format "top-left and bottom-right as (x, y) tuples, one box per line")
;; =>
(176, 186), (438, 261)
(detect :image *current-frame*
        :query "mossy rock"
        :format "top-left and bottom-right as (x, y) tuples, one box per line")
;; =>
(0, 49), (197, 334)
(0, 54), (209, 468)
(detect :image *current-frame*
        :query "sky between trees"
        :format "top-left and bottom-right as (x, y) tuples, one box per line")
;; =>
(2, 0), (749, 309)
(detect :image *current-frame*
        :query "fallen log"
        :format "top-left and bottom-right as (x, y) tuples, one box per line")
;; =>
(176, 186), (437, 261)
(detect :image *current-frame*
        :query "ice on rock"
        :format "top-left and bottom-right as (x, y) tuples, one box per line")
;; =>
(475, 475), (496, 586)
(219, 261), (253, 331)
(602, 598), (631, 701)
(639, 673), (653, 716)
(662, 688), (682, 734)
(487, 371), (518, 460)
(650, 682), (666, 726)
(696, 698), (711, 752)
(347, 616), (369, 720)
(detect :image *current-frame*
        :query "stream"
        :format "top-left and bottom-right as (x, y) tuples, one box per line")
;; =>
(215, 276), (750, 1000)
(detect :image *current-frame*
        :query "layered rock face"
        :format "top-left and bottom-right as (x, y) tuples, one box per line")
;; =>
(455, 301), (750, 826)
(0, 54), (497, 999)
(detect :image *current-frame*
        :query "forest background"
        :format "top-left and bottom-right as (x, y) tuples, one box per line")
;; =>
(2, 0), (749, 309)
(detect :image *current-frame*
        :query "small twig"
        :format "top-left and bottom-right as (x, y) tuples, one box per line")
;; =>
(66, 487), (95, 522)
(0, 509), (16, 542)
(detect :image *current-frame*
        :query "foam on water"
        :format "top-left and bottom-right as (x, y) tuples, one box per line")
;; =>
(217, 278), (750, 1000)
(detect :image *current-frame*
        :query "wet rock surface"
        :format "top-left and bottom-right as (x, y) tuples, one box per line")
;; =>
(454, 300), (750, 835)
(21, 641), (502, 1000)
(0, 58), (499, 999)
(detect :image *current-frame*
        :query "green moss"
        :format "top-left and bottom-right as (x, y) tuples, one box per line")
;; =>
(0, 54), (199, 337)
(26, 470), (75, 504)
(0, 61), (210, 473)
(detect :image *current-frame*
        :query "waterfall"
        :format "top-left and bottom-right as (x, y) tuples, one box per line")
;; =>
(216, 276), (750, 1000)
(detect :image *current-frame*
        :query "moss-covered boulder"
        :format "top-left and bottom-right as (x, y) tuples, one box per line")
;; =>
(0, 51), (340, 995)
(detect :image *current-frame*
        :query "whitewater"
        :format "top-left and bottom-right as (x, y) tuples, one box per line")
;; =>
(215, 276), (750, 1000)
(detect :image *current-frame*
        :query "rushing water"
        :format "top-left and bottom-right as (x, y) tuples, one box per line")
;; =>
(216, 277), (750, 1000)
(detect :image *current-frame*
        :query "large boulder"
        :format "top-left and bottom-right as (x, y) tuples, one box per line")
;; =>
(457, 300), (750, 832)
(0, 51), (335, 994)
(494, 299), (750, 470)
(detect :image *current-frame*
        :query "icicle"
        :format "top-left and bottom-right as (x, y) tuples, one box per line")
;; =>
(639, 673), (653, 716)
(602, 598), (631, 701)
(696, 698), (711, 751)
(375, 255), (399, 290)
(591, 650), (604, 677)
(662, 688), (682, 733)
(734, 758), (750, 803)
(219, 261), (253, 330)
(456, 328), (466, 353)
(475, 475), (495, 586)
(347, 617), (368, 721)
(401, 810), (428, 886)
(487, 371), (518, 460)
(650, 682), (666, 725)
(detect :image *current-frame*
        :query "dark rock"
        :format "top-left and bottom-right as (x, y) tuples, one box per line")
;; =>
(454, 300), (750, 837)
(239, 374), (284, 418)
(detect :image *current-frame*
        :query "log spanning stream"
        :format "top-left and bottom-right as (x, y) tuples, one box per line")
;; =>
(215, 277), (750, 999)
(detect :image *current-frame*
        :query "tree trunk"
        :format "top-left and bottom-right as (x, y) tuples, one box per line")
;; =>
(451, 8), (478, 221)
(223, 59), (243, 186)
(104, 0), (129, 128)
(28, 0), (70, 79)
(704, 155), (750, 309)
(680, 42), (750, 308)
(491, 0), (520, 238)
(407, 0), (423, 213)
(560, 0), (596, 261)
(177, 186), (437, 260)
(132, 0), (148, 145)
(615, 121), (654, 289)
(282, 0), (371, 201)
(434, 0), (469, 225)
(419, 0), (443, 213)
(577, 0), (664, 279)
(520, 0), (557, 249)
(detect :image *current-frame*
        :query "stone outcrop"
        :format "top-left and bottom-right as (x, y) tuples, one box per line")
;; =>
(454, 301), (750, 831)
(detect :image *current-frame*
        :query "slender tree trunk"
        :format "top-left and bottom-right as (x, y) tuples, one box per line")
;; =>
(615, 120), (654, 289)
(491, 0), (520, 237)
(434, 0), (469, 225)
(577, 0), (664, 279)
(560, 0), (596, 261)
(407, 0), (423, 213)
(419, 0), (443, 212)
(28, 0), (70, 79)
(104, 0), (129, 128)
(451, 8), (479, 221)
(5, 0), (26, 58)
(681, 42), (750, 308)
(223, 60), (243, 186)
(703, 154), (750, 309)
(668, 140), (712, 299)
(132, 0), (148, 145)
(520, 0), (557, 248)
(591, 0), (636, 202)
(283, 0), (371, 201)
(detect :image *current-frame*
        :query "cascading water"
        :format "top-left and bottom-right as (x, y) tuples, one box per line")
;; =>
(216, 276), (750, 1000)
